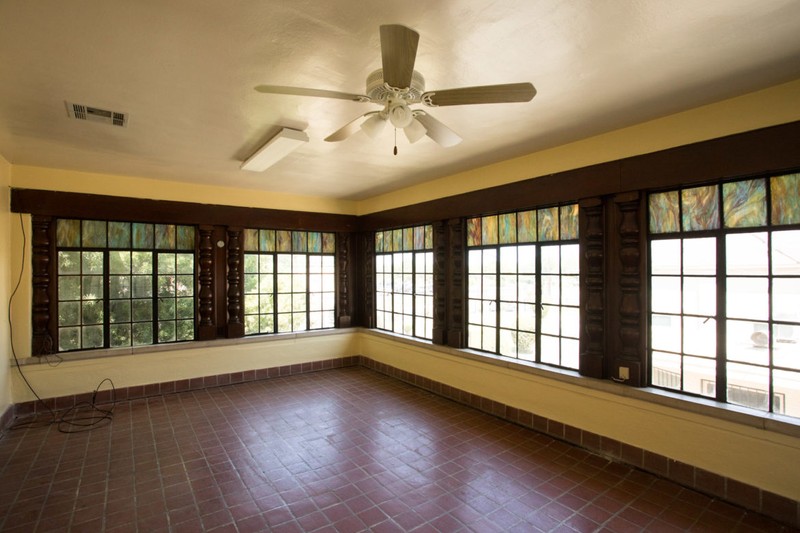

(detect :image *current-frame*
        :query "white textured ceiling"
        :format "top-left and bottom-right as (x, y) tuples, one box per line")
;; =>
(1, 1), (800, 200)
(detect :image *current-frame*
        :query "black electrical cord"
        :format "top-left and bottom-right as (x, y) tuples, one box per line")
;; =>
(7, 213), (115, 433)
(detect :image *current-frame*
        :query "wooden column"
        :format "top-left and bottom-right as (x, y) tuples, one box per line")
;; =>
(31, 215), (56, 356)
(431, 220), (448, 345)
(578, 198), (605, 378)
(359, 231), (375, 329)
(225, 227), (244, 337)
(446, 218), (465, 348)
(336, 232), (353, 328)
(609, 192), (647, 386)
(197, 225), (216, 340)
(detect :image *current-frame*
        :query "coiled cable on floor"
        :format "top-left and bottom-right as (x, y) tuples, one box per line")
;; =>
(7, 213), (115, 434)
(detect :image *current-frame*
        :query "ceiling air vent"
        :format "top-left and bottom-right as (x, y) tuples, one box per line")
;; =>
(65, 101), (128, 127)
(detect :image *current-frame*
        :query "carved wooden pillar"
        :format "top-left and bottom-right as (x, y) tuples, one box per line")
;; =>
(579, 198), (605, 378)
(360, 231), (375, 329)
(31, 215), (56, 356)
(431, 220), (448, 345)
(446, 218), (465, 348)
(336, 232), (353, 328)
(226, 227), (244, 338)
(609, 192), (647, 386)
(197, 225), (216, 340)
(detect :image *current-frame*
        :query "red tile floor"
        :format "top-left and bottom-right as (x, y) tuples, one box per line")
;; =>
(0, 367), (796, 532)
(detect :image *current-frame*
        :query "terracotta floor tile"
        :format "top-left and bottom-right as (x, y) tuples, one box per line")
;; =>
(0, 367), (796, 532)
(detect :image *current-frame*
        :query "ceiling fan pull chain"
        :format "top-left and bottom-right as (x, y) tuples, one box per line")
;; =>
(394, 128), (398, 155)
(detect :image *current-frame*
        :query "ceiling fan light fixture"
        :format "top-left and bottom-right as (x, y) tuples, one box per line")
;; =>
(241, 127), (308, 172)
(404, 118), (427, 143)
(361, 114), (387, 139)
(388, 103), (413, 129)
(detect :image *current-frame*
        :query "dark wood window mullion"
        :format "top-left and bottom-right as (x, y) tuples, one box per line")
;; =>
(495, 247), (501, 354)
(716, 232), (727, 403)
(152, 252), (159, 345)
(535, 244), (543, 364)
(103, 251), (110, 349)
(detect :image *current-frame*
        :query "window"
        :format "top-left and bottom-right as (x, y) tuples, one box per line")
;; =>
(375, 225), (434, 340)
(648, 173), (800, 417)
(243, 229), (336, 335)
(466, 205), (580, 369)
(56, 220), (196, 351)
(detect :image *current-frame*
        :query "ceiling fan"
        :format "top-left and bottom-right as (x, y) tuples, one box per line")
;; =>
(255, 24), (536, 151)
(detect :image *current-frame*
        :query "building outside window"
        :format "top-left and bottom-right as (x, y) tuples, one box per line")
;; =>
(648, 173), (800, 417)
(465, 205), (580, 369)
(375, 225), (434, 340)
(243, 229), (336, 335)
(56, 220), (196, 351)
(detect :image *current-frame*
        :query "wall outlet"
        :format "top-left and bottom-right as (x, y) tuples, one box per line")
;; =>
(619, 366), (630, 380)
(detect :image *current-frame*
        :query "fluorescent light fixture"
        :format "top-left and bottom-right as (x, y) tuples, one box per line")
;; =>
(241, 128), (308, 172)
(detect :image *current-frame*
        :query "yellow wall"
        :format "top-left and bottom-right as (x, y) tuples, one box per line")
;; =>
(10, 332), (360, 402)
(360, 334), (800, 502)
(0, 154), (11, 418)
(357, 78), (800, 215)
(11, 166), (357, 215)
(6, 79), (800, 502)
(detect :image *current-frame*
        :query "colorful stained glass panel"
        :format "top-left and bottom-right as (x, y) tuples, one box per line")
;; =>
(375, 231), (384, 253)
(292, 231), (307, 252)
(133, 223), (154, 249)
(57, 219), (80, 247)
(424, 225), (433, 249)
(538, 207), (558, 241)
(649, 191), (680, 234)
(413, 226), (425, 250)
(403, 227), (413, 251)
(772, 173), (800, 226)
(82, 220), (107, 248)
(392, 229), (403, 252)
(243, 229), (259, 251)
(482, 216), (498, 245)
(682, 186), (719, 231)
(560, 204), (579, 240)
(176, 226), (195, 250)
(322, 232), (335, 253)
(499, 213), (516, 244)
(155, 224), (176, 249)
(276, 230), (291, 252)
(723, 179), (766, 228)
(517, 211), (536, 243)
(260, 230), (276, 252)
(107, 222), (131, 248)
(308, 232), (321, 253)
(467, 218), (481, 247)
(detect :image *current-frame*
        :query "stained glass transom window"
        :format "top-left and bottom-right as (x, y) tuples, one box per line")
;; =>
(648, 173), (800, 418)
(243, 229), (335, 335)
(375, 225), (434, 340)
(56, 219), (196, 352)
(466, 204), (580, 369)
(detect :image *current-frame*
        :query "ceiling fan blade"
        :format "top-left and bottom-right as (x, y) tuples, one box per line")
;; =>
(422, 82), (536, 107)
(324, 112), (378, 142)
(414, 113), (462, 147)
(380, 24), (419, 89)
(255, 85), (369, 102)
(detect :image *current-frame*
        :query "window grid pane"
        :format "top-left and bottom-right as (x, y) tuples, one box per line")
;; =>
(466, 205), (579, 370)
(374, 225), (434, 340)
(244, 229), (335, 336)
(56, 219), (195, 352)
(648, 177), (800, 417)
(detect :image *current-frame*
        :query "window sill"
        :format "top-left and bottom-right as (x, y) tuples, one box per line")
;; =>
(360, 328), (800, 439)
(13, 328), (358, 366)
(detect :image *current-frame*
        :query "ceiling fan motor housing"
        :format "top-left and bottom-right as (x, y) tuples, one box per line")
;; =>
(366, 68), (425, 101)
